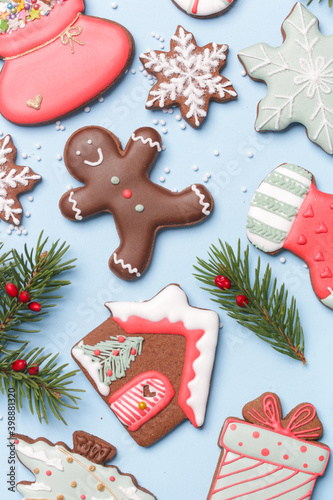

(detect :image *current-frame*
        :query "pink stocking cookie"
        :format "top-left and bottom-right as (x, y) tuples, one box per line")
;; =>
(207, 393), (330, 500)
(0, 0), (134, 125)
(59, 126), (214, 280)
(247, 163), (333, 310)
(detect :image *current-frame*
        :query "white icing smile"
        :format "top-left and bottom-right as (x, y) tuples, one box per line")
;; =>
(84, 148), (104, 166)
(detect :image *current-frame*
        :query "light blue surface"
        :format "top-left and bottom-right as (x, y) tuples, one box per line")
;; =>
(1, 0), (333, 498)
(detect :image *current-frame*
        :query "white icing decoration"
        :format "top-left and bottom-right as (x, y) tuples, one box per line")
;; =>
(191, 184), (211, 215)
(15, 443), (64, 471)
(173, 0), (234, 17)
(105, 284), (220, 427)
(140, 27), (236, 127)
(119, 486), (141, 500)
(68, 191), (83, 221)
(0, 137), (41, 225)
(131, 133), (162, 152)
(72, 341), (110, 396)
(23, 482), (52, 492)
(238, 3), (333, 154)
(113, 253), (141, 277)
(84, 148), (104, 166)
(76, 151), (81, 156)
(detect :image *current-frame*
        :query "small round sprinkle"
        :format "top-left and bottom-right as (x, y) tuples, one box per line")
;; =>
(67, 457), (73, 463)
(304, 263), (309, 269)
(175, 114), (182, 121)
(180, 123), (186, 130)
(19, 225), (24, 230)
(151, 32), (155, 37)
(22, 153), (27, 159)
(160, 119), (166, 126)
(57, 495), (64, 500)
(71, 481), (77, 488)
(110, 476), (115, 482)
(164, 167), (170, 174)
(162, 145), (166, 151)
(155, 34), (160, 40)
(247, 151), (254, 158)
(168, 109), (174, 114)
(162, 128), (167, 134)
(213, 150), (219, 156)
(60, 125), (65, 131)
(97, 484), (105, 492)
(6, 229), (11, 235)
(149, 80), (155, 86)
(280, 257), (286, 264)
(36, 156), (41, 161)
(111, 176), (120, 185)
(153, 119), (158, 125)
(76, 151), (81, 156)
(35, 144), (41, 149)
(193, 165), (199, 171)
(172, 188), (178, 192)
(160, 44), (165, 49)
(84, 106), (90, 113)
(143, 70), (148, 77)
(205, 172), (211, 178)
(56, 125), (60, 130)
(135, 204), (145, 213)
(89, 465), (96, 472)
(46, 470), (51, 476)
(34, 468), (39, 474)
(160, 37), (165, 42)
(16, 230), (21, 236)
(131, 69), (136, 74)
(9, 224), (14, 230)
(242, 187), (247, 193)
(25, 211), (30, 217)
(111, 2), (117, 8)
(56, 120), (61, 125)
(22, 229), (28, 235)
(28, 196), (33, 202)
(148, 74), (153, 80)
(81, 495), (86, 500)
(56, 154), (62, 161)
(203, 177), (208, 183)
(159, 176), (165, 182)
(0, 131), (3, 137)
(241, 69), (247, 76)
(0, 415), (3, 421)
(139, 65), (144, 72)
(98, 96), (104, 103)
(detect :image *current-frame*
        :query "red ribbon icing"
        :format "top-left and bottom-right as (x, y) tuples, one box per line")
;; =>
(244, 394), (322, 441)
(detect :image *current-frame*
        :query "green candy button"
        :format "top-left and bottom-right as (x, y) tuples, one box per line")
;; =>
(135, 204), (145, 213)
(111, 176), (120, 185)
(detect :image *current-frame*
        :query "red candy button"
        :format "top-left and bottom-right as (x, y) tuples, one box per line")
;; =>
(123, 189), (132, 199)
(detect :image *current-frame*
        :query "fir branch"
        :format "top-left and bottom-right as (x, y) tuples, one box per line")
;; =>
(307, 0), (332, 6)
(0, 231), (75, 346)
(194, 240), (306, 363)
(0, 346), (83, 424)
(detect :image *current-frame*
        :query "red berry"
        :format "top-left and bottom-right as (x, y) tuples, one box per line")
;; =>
(28, 301), (42, 312)
(215, 275), (231, 290)
(5, 282), (19, 298)
(19, 291), (30, 303)
(236, 295), (249, 308)
(12, 359), (27, 372)
(28, 364), (39, 376)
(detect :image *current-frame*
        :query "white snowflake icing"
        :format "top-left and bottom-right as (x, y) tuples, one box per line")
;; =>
(140, 26), (237, 127)
(0, 136), (41, 225)
(238, 2), (333, 154)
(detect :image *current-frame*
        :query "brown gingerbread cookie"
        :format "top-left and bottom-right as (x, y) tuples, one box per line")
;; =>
(72, 284), (220, 447)
(14, 432), (156, 499)
(0, 135), (41, 225)
(59, 126), (214, 280)
(140, 26), (237, 128)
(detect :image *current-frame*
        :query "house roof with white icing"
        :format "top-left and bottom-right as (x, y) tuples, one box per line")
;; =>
(105, 284), (220, 427)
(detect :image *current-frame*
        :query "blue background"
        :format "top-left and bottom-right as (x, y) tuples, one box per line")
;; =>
(1, 0), (333, 498)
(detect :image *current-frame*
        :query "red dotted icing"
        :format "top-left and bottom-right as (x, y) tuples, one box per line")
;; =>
(113, 349), (120, 356)
(313, 251), (325, 262)
(303, 463), (308, 469)
(118, 336), (125, 343)
(277, 442), (282, 446)
(283, 455), (289, 460)
(81, 496), (86, 500)
(238, 442), (243, 447)
(230, 424), (237, 431)
(320, 267), (332, 278)
(315, 221), (328, 234)
(297, 234), (307, 245)
(46, 470), (51, 476)
(319, 455), (325, 462)
(253, 432), (260, 439)
(131, 348), (137, 355)
(110, 476), (116, 482)
(122, 189), (132, 199)
(261, 448), (270, 457)
(107, 369), (112, 377)
(94, 349), (101, 356)
(14, 439), (19, 444)
(300, 446), (307, 453)
(303, 205), (314, 218)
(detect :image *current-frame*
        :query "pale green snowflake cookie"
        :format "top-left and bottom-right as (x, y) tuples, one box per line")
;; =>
(238, 2), (333, 155)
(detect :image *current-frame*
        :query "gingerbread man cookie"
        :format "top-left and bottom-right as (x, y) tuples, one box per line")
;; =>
(59, 126), (214, 280)
(172, 0), (235, 18)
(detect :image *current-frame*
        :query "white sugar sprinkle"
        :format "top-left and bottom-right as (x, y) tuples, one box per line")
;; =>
(247, 151), (254, 158)
(160, 119), (166, 126)
(28, 196), (34, 202)
(159, 176), (165, 182)
(162, 128), (167, 134)
(153, 119), (158, 125)
(160, 44), (164, 49)
(56, 154), (62, 161)
(84, 106), (90, 113)
(21, 153), (27, 159)
(175, 114), (182, 121)
(139, 65), (144, 72)
(66, 185), (73, 190)
(280, 257), (286, 264)
(9, 224), (14, 230)
(25, 211), (31, 217)
(56, 120), (61, 125)
(242, 187), (247, 193)
(205, 172), (211, 178)
(213, 150), (219, 157)
(23, 229), (28, 235)
(168, 109), (174, 114)
(6, 229), (11, 235)
(131, 69), (136, 74)
(241, 70), (247, 77)
(164, 167), (170, 174)
(143, 70), (148, 76)
(60, 125), (65, 131)
(180, 123), (186, 130)
(193, 165), (199, 171)
(111, 2), (118, 8)
(35, 144), (41, 149)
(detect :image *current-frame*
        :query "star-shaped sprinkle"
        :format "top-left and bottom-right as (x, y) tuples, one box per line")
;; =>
(29, 8), (41, 21)
(0, 136), (41, 225)
(239, 2), (333, 155)
(140, 25), (237, 128)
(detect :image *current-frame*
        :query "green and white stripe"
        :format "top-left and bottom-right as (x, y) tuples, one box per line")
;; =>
(247, 164), (312, 253)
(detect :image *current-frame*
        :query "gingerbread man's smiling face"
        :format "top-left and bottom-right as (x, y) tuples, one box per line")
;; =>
(64, 127), (122, 184)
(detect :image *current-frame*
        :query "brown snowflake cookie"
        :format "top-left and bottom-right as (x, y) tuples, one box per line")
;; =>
(72, 284), (220, 447)
(140, 26), (237, 128)
(0, 135), (41, 225)
(14, 432), (156, 499)
(59, 126), (214, 281)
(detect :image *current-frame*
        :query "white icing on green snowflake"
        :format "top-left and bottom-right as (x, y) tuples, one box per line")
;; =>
(239, 2), (333, 154)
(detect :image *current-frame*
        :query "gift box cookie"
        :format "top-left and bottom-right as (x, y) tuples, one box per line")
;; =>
(72, 284), (220, 446)
(207, 393), (330, 500)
